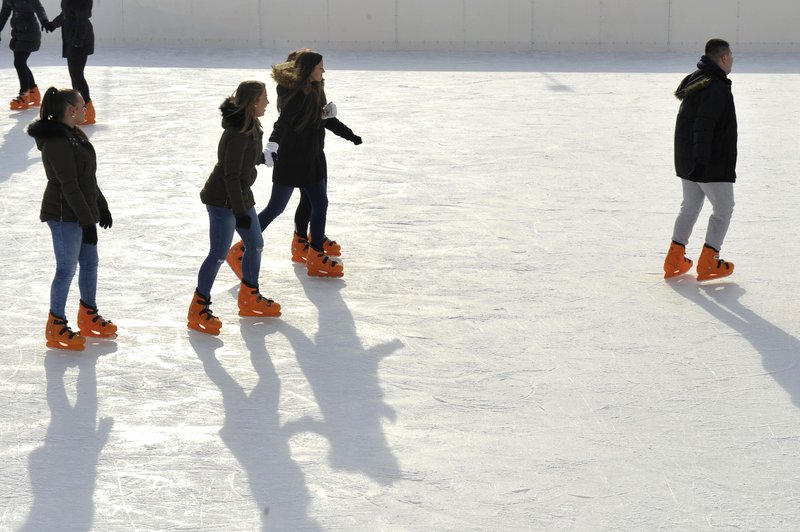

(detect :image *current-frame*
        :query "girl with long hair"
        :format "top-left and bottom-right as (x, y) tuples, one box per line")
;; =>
(188, 81), (281, 336)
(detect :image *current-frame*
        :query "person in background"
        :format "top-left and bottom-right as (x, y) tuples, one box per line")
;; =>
(28, 87), (116, 351)
(0, 0), (51, 110)
(664, 38), (737, 281)
(45, 0), (96, 124)
(188, 81), (281, 336)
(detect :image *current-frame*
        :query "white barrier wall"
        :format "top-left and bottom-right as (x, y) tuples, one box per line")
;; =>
(41, 0), (800, 52)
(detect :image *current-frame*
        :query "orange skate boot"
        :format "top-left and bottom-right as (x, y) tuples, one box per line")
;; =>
(306, 247), (344, 278)
(237, 282), (281, 317)
(46, 313), (86, 351)
(226, 240), (245, 279)
(291, 233), (310, 263)
(83, 100), (96, 125)
(696, 245), (734, 281)
(309, 232), (341, 256)
(28, 86), (41, 106)
(663, 241), (693, 279)
(77, 300), (118, 338)
(9, 92), (30, 111)
(187, 290), (222, 335)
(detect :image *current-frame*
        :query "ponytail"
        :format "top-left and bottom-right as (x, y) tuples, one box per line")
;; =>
(39, 87), (81, 122)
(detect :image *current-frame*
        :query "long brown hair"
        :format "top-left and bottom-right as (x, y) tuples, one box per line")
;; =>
(228, 80), (266, 135)
(274, 49), (326, 132)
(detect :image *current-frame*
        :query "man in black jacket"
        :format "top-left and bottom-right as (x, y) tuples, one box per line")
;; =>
(663, 39), (737, 281)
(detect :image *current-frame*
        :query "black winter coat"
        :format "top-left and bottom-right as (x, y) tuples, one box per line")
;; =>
(28, 118), (108, 227)
(51, 0), (93, 58)
(200, 100), (265, 216)
(0, 0), (49, 53)
(269, 84), (359, 188)
(674, 56), (738, 183)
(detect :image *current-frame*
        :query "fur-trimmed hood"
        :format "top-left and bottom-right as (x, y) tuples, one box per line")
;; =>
(674, 55), (730, 100)
(271, 61), (303, 90)
(27, 118), (86, 150)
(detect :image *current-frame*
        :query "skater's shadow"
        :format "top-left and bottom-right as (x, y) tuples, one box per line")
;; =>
(189, 328), (320, 531)
(668, 279), (800, 408)
(278, 266), (403, 485)
(20, 349), (115, 531)
(0, 111), (38, 183)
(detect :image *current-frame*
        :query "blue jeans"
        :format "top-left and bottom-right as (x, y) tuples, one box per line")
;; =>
(257, 179), (328, 250)
(47, 221), (98, 319)
(197, 205), (263, 296)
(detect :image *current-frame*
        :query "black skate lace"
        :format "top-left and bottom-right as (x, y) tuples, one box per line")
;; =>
(250, 288), (275, 305)
(320, 255), (339, 267)
(323, 236), (337, 246)
(86, 307), (110, 325)
(53, 317), (77, 338)
(195, 297), (217, 321)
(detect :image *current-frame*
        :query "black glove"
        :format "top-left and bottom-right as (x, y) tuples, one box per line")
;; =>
(688, 163), (706, 180)
(236, 215), (251, 229)
(82, 225), (98, 245)
(42, 21), (56, 32)
(351, 135), (362, 145)
(99, 208), (113, 229)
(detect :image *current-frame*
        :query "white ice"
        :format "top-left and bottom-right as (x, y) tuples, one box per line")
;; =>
(2, 48), (800, 531)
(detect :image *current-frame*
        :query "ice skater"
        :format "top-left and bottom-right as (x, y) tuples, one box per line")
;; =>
(226, 49), (361, 279)
(0, 0), (51, 110)
(664, 38), (737, 281)
(45, 0), (96, 124)
(188, 81), (281, 336)
(28, 87), (117, 351)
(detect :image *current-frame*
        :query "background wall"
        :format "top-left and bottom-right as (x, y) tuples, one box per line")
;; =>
(38, 0), (800, 52)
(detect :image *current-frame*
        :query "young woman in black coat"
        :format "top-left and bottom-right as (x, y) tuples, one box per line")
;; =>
(0, 0), (51, 110)
(46, 0), (95, 124)
(227, 50), (362, 278)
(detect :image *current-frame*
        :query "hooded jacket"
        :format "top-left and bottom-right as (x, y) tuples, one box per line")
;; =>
(199, 99), (264, 216)
(269, 61), (359, 188)
(51, 0), (93, 58)
(28, 118), (107, 226)
(674, 55), (738, 183)
(0, 0), (49, 53)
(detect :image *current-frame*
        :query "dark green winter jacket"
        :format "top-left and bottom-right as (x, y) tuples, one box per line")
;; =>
(200, 99), (265, 216)
(28, 118), (107, 227)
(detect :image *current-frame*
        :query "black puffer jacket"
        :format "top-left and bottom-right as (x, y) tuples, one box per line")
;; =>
(0, 0), (50, 53)
(51, 0), (93, 58)
(200, 100), (265, 216)
(28, 118), (107, 227)
(269, 63), (359, 188)
(674, 56), (738, 183)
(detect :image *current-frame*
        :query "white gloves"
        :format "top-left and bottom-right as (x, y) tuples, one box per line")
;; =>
(264, 142), (279, 167)
(321, 102), (337, 120)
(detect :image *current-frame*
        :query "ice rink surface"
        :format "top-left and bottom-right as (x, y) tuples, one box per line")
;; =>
(2, 47), (800, 530)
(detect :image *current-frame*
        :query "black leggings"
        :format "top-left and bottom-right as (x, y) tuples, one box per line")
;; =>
(67, 55), (90, 103)
(294, 188), (313, 237)
(13, 51), (35, 94)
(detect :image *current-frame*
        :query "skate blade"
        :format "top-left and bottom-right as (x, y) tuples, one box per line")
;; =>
(80, 329), (118, 339)
(697, 271), (734, 282)
(187, 321), (221, 335)
(46, 340), (85, 351)
(238, 309), (281, 318)
(307, 270), (344, 278)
